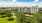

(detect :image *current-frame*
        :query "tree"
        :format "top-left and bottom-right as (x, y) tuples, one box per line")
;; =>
(6, 13), (12, 18)
(0, 11), (7, 18)
(24, 12), (27, 14)
(0, 8), (12, 18)
(27, 12), (34, 15)
(15, 12), (25, 23)
(6, 13), (14, 21)
(39, 19), (42, 23)
(38, 9), (42, 14)
(34, 12), (42, 23)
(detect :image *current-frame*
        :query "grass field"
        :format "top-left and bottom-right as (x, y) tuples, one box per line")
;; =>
(0, 17), (17, 23)
(0, 12), (42, 23)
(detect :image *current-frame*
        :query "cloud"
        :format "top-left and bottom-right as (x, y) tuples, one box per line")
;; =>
(36, 2), (42, 7)
(12, 0), (16, 2)
(0, 0), (42, 7)
(0, 0), (36, 7)
(34, 0), (39, 2)
(0, 2), (35, 7)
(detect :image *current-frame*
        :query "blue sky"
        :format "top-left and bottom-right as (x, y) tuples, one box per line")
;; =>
(0, 0), (33, 2)
(17, 0), (34, 2)
(0, 0), (42, 2)
(39, 0), (42, 2)
(17, 0), (42, 2)
(0, 0), (42, 7)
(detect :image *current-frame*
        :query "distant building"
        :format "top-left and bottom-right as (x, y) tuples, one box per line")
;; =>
(18, 6), (39, 13)
(0, 6), (42, 14)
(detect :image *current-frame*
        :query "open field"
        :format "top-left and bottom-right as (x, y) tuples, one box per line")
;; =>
(0, 7), (42, 23)
(0, 17), (17, 23)
(0, 12), (42, 23)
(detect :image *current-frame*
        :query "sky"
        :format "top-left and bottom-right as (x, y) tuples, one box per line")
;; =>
(17, 0), (34, 2)
(0, 0), (42, 7)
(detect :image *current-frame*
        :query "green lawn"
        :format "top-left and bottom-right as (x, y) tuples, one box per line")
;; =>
(0, 12), (42, 23)
(0, 17), (17, 23)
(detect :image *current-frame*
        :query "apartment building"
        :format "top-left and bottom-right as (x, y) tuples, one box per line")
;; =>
(0, 6), (42, 13)
(18, 6), (38, 13)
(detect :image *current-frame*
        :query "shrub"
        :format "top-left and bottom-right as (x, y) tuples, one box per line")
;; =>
(27, 21), (31, 23)
(1, 16), (6, 18)
(38, 19), (42, 23)
(7, 18), (14, 21)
